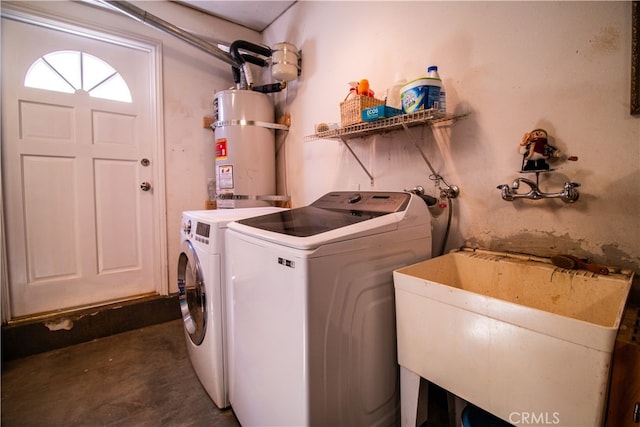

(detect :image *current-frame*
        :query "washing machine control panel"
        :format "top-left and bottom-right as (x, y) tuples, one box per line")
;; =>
(182, 219), (211, 244)
(313, 191), (411, 213)
(195, 222), (211, 238)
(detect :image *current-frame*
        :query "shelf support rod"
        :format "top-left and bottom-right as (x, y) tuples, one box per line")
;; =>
(339, 136), (374, 184)
(401, 123), (438, 177)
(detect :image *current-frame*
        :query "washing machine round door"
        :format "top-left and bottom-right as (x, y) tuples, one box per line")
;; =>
(177, 241), (206, 345)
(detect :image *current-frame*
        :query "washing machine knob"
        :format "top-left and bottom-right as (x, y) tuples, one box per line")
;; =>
(348, 193), (362, 204)
(183, 220), (192, 234)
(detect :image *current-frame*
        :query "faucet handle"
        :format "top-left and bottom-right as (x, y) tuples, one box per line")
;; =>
(497, 184), (515, 201)
(562, 182), (580, 203)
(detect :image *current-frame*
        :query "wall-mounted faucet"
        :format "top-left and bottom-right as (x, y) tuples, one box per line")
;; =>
(498, 127), (581, 204)
(497, 175), (580, 203)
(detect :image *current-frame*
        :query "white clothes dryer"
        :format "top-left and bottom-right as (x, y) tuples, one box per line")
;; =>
(177, 207), (285, 409)
(225, 191), (432, 426)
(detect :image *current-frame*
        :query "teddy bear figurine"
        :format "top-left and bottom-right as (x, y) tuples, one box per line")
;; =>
(518, 128), (562, 172)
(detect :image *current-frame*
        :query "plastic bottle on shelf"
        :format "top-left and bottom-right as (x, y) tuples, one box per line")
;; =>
(427, 65), (446, 113)
(386, 73), (406, 110)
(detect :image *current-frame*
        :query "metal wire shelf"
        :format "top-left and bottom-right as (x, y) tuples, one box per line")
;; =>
(305, 109), (466, 142)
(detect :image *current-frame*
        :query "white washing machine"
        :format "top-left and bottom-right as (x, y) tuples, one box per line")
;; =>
(177, 207), (285, 409)
(225, 191), (432, 426)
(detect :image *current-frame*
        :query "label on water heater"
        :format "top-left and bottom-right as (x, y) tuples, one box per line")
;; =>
(217, 165), (234, 189)
(215, 138), (228, 160)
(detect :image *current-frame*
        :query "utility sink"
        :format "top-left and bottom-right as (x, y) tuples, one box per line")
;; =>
(393, 248), (634, 427)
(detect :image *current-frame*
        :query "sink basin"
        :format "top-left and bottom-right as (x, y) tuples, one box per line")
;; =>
(393, 248), (633, 427)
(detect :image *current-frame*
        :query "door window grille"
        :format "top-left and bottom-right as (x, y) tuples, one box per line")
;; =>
(24, 50), (132, 103)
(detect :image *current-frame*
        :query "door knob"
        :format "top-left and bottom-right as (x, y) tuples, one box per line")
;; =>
(140, 181), (152, 191)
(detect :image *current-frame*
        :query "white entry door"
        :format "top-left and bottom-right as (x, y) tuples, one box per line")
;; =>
(2, 13), (165, 317)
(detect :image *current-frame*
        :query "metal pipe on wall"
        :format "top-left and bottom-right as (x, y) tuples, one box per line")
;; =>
(100, 0), (237, 66)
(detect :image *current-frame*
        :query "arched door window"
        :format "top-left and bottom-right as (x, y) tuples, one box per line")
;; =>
(24, 50), (132, 103)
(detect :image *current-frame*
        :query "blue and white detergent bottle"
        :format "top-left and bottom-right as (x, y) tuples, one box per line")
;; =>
(400, 66), (446, 114)
(427, 65), (446, 113)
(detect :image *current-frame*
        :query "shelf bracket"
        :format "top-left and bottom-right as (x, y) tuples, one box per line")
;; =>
(401, 123), (438, 177)
(340, 136), (374, 184)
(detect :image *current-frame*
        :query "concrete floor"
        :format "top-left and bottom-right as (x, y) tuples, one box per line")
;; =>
(1, 319), (240, 427)
(2, 318), (452, 427)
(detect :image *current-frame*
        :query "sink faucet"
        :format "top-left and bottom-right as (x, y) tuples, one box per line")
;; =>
(497, 177), (580, 203)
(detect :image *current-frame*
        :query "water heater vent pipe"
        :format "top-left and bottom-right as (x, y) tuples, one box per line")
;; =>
(99, 0), (237, 67)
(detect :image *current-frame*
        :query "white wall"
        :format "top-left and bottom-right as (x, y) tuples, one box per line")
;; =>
(264, 1), (639, 298)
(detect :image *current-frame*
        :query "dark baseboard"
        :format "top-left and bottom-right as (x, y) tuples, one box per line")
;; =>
(1, 294), (181, 362)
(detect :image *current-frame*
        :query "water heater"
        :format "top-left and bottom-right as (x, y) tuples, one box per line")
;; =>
(213, 90), (276, 208)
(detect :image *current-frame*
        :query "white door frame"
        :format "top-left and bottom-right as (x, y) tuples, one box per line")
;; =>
(0, 4), (167, 322)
